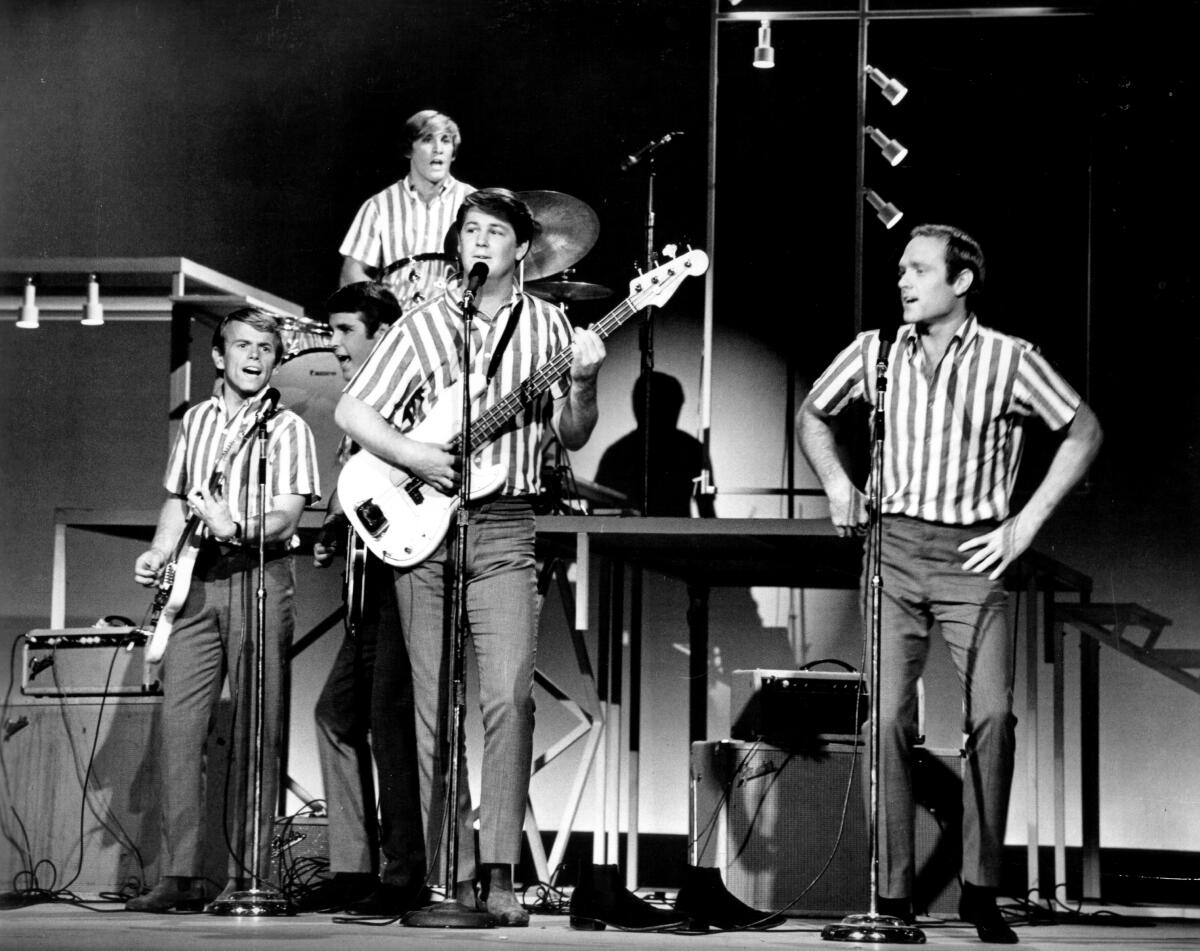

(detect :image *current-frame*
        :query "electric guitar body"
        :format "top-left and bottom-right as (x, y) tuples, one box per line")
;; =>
(143, 516), (204, 664)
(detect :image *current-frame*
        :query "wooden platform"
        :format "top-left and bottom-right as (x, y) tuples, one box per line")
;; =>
(2, 899), (1198, 951)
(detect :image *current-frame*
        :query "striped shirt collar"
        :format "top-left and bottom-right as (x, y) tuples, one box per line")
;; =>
(401, 173), (459, 202)
(900, 312), (979, 363)
(206, 381), (276, 422)
(444, 280), (522, 326)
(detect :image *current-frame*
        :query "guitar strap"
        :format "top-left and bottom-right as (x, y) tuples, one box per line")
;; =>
(485, 298), (524, 382)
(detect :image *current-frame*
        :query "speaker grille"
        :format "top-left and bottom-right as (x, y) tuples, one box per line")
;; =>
(691, 740), (962, 917)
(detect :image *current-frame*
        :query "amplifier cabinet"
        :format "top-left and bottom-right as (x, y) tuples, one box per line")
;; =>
(0, 699), (229, 897)
(690, 740), (962, 917)
(22, 628), (161, 697)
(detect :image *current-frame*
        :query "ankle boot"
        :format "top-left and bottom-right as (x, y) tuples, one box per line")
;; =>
(568, 863), (686, 931)
(958, 881), (1018, 944)
(674, 866), (785, 931)
(876, 894), (915, 924)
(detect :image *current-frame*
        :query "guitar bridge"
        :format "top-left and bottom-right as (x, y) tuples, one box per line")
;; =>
(356, 500), (388, 538)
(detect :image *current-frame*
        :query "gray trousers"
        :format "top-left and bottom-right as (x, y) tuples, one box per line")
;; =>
(159, 546), (294, 881)
(871, 515), (1016, 898)
(394, 497), (538, 883)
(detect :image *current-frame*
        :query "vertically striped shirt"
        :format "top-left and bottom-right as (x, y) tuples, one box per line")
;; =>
(807, 316), (1081, 525)
(164, 384), (321, 535)
(345, 286), (574, 496)
(339, 174), (475, 311)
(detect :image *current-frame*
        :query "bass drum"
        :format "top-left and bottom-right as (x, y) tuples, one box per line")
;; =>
(273, 348), (345, 505)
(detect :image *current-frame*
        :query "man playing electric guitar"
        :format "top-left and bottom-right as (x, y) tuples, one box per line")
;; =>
(302, 282), (428, 915)
(128, 307), (320, 912)
(335, 188), (606, 926)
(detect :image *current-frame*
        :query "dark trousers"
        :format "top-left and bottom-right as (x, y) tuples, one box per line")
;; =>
(314, 552), (425, 886)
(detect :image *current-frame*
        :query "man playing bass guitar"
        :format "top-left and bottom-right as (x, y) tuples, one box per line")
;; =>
(334, 188), (606, 925)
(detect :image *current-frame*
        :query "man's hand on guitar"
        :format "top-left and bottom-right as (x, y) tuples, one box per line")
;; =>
(314, 514), (347, 568)
(135, 549), (167, 587)
(404, 438), (460, 493)
(188, 485), (237, 539)
(571, 327), (606, 383)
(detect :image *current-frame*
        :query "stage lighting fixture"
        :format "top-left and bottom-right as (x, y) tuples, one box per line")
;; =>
(753, 20), (775, 69)
(865, 125), (909, 166)
(865, 188), (904, 229)
(81, 273), (104, 326)
(17, 277), (39, 329)
(865, 65), (908, 105)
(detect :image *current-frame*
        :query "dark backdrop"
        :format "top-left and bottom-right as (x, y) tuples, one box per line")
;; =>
(3, 0), (1199, 855)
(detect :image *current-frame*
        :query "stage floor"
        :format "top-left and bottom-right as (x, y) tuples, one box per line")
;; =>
(3, 900), (1198, 951)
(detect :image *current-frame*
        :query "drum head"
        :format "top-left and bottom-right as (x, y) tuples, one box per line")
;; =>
(272, 350), (344, 504)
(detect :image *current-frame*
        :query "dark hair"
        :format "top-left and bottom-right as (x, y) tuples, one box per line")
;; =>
(325, 282), (402, 337)
(212, 306), (284, 360)
(404, 109), (461, 158)
(633, 371), (684, 427)
(908, 223), (986, 303)
(453, 188), (541, 247)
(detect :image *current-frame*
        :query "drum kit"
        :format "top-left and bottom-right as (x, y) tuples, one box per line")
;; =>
(278, 188), (610, 367)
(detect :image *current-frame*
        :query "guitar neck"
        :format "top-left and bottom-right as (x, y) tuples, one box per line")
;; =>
(465, 296), (640, 448)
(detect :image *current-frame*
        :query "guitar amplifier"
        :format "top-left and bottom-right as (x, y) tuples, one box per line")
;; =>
(732, 666), (868, 745)
(22, 628), (161, 697)
(691, 740), (963, 917)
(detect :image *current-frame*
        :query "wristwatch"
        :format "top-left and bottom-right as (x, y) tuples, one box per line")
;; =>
(213, 521), (243, 545)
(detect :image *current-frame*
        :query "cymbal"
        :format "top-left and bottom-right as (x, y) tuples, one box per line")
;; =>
(516, 190), (600, 281)
(525, 278), (613, 304)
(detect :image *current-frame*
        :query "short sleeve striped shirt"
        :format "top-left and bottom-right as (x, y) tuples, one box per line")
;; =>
(338, 174), (475, 310)
(344, 286), (574, 496)
(164, 385), (322, 531)
(807, 316), (1081, 525)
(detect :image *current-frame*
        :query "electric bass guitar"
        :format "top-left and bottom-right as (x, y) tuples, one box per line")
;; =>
(338, 248), (709, 567)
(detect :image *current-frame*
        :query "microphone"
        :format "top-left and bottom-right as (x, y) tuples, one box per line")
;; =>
(620, 130), (684, 172)
(462, 262), (489, 310)
(257, 386), (281, 422)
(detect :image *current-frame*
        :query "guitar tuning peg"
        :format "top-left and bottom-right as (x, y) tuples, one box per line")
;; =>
(661, 243), (679, 260)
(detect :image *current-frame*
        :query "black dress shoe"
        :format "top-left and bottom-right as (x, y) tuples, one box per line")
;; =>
(568, 864), (686, 931)
(345, 881), (432, 916)
(876, 895), (916, 925)
(295, 872), (378, 913)
(125, 877), (206, 913)
(959, 881), (1018, 944)
(674, 866), (785, 931)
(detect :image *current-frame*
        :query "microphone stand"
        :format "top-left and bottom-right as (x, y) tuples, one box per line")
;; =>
(209, 395), (291, 916)
(637, 154), (657, 516)
(405, 279), (493, 929)
(823, 338), (923, 944)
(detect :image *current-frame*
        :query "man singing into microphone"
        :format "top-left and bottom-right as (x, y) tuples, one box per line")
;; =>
(799, 225), (1101, 943)
(336, 188), (606, 925)
(128, 308), (320, 912)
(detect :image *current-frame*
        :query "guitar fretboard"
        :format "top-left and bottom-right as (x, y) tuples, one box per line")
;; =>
(454, 295), (641, 452)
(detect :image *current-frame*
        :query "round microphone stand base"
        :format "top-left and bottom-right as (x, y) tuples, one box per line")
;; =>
(822, 913), (926, 944)
(206, 887), (294, 917)
(404, 898), (495, 929)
